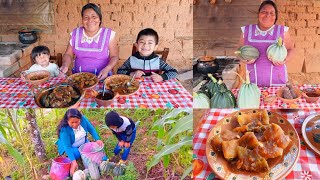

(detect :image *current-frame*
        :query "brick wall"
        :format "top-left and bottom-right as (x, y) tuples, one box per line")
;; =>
(39, 0), (193, 73)
(194, 0), (320, 73)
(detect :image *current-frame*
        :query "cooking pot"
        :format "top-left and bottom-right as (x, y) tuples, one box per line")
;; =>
(32, 82), (84, 108)
(196, 56), (219, 74)
(18, 30), (38, 44)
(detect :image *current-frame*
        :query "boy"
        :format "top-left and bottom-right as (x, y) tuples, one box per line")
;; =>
(105, 111), (136, 164)
(117, 28), (177, 82)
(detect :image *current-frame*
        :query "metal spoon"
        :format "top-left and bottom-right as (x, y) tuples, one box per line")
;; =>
(126, 73), (136, 87)
(102, 82), (106, 96)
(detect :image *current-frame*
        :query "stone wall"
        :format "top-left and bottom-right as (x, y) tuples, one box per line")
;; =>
(38, 0), (193, 73)
(194, 0), (320, 73)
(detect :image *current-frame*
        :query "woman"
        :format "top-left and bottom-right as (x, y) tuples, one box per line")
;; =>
(56, 109), (104, 175)
(60, 3), (119, 80)
(238, 0), (294, 87)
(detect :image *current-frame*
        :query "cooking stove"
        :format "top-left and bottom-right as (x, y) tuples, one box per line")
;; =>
(193, 57), (240, 88)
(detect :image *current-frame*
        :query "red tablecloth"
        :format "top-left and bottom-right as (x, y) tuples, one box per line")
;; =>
(0, 77), (192, 108)
(232, 85), (320, 109)
(193, 109), (320, 180)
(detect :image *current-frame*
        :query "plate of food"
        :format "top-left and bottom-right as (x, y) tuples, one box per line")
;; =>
(206, 109), (300, 180)
(104, 74), (140, 96)
(301, 114), (320, 157)
(33, 83), (84, 108)
(25, 70), (50, 85)
(67, 72), (99, 89)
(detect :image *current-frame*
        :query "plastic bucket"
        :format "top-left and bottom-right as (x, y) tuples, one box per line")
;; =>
(49, 157), (72, 180)
(79, 142), (106, 168)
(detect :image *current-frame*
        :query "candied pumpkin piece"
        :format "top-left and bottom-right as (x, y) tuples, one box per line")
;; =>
(237, 113), (251, 126)
(236, 146), (269, 172)
(275, 133), (291, 149)
(260, 109), (269, 125)
(221, 130), (240, 141)
(262, 123), (292, 149)
(238, 132), (261, 150)
(233, 125), (248, 133)
(256, 141), (283, 159)
(211, 135), (223, 152)
(262, 123), (283, 141)
(237, 110), (269, 126)
(222, 139), (239, 159)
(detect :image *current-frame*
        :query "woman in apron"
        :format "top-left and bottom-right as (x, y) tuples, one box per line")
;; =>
(60, 3), (119, 80)
(238, 0), (294, 87)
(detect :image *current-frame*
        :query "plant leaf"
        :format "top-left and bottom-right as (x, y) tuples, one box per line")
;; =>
(156, 127), (165, 148)
(163, 154), (170, 168)
(146, 136), (192, 171)
(0, 125), (8, 141)
(165, 113), (192, 143)
(180, 164), (192, 180)
(4, 143), (24, 165)
(0, 130), (8, 144)
(151, 109), (188, 128)
(163, 120), (176, 125)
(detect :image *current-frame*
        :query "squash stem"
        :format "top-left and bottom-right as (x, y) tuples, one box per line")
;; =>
(207, 73), (217, 83)
(234, 72), (245, 84)
(277, 37), (283, 46)
(245, 71), (251, 84)
(234, 51), (241, 55)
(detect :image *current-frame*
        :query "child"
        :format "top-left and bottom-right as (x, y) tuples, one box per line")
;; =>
(56, 109), (104, 175)
(21, 45), (64, 79)
(105, 111), (136, 164)
(117, 28), (178, 82)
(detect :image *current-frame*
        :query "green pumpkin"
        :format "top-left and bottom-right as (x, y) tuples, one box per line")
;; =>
(210, 81), (236, 108)
(237, 71), (261, 108)
(193, 92), (210, 108)
(100, 160), (116, 175)
(235, 45), (260, 61)
(207, 73), (226, 97)
(267, 37), (287, 62)
(88, 163), (101, 180)
(113, 164), (126, 176)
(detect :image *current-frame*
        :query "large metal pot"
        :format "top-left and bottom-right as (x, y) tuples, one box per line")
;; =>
(196, 56), (219, 74)
(18, 30), (38, 44)
(32, 83), (84, 108)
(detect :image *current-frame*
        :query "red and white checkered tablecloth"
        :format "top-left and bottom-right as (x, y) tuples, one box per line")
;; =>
(193, 109), (320, 180)
(232, 85), (320, 109)
(0, 77), (192, 108)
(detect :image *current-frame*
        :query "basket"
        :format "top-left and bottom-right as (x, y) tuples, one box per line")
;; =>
(78, 142), (106, 169)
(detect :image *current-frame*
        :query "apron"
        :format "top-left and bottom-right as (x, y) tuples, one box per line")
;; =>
(244, 24), (288, 87)
(71, 27), (112, 75)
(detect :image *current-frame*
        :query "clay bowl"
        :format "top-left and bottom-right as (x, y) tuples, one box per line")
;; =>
(67, 72), (99, 90)
(94, 89), (118, 107)
(301, 114), (320, 157)
(25, 70), (50, 85)
(302, 89), (320, 103)
(33, 83), (84, 108)
(206, 109), (300, 180)
(104, 74), (140, 96)
(276, 87), (302, 103)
